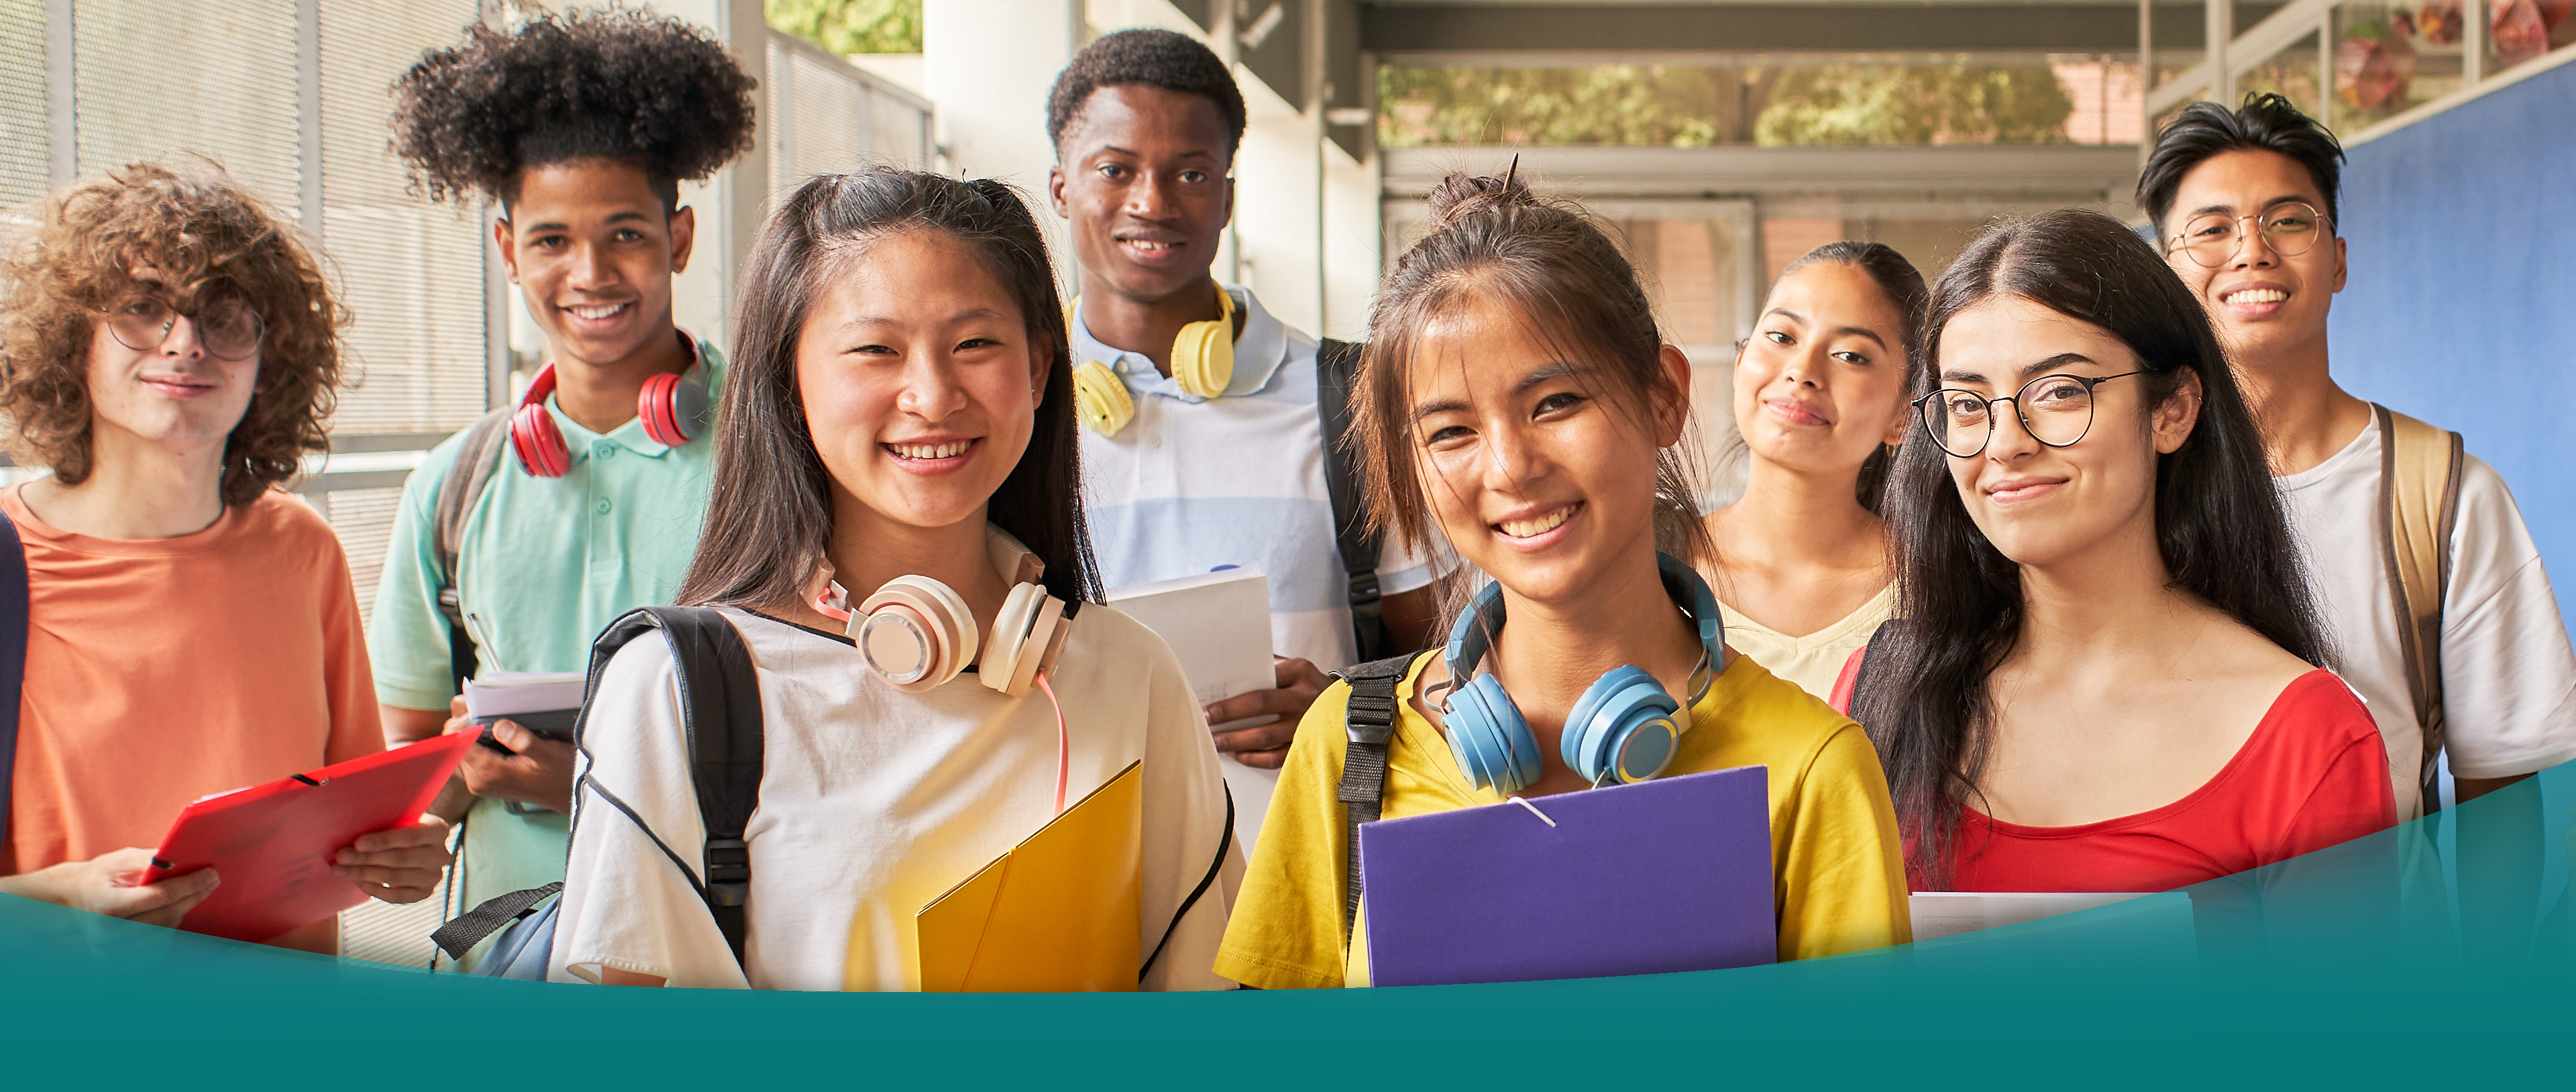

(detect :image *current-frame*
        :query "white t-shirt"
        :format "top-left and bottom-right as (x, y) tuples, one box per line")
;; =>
(2276, 414), (2576, 818)
(1072, 286), (1442, 848)
(549, 604), (1240, 991)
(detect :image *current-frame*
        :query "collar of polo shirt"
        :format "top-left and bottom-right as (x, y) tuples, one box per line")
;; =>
(1068, 284), (1292, 404)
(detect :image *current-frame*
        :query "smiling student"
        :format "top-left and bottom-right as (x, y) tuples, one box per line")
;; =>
(549, 170), (1234, 991)
(1045, 30), (1443, 838)
(1700, 243), (1925, 700)
(374, 11), (755, 961)
(1215, 171), (1907, 988)
(0, 164), (449, 948)
(1856, 210), (2394, 893)
(2140, 95), (2575, 816)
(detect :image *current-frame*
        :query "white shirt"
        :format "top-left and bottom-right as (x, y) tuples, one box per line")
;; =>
(2277, 414), (2576, 818)
(549, 602), (1240, 991)
(1072, 285), (1442, 847)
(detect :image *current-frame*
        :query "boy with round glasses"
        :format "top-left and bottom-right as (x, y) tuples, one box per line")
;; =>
(2139, 94), (2575, 818)
(0, 164), (451, 949)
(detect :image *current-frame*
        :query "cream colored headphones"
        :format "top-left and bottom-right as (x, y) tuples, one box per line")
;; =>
(1066, 286), (1237, 436)
(813, 540), (1076, 698)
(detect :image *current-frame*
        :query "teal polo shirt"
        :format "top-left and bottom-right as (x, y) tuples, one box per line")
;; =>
(368, 340), (723, 944)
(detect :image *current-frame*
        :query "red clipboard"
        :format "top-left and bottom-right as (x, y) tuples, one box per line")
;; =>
(138, 732), (475, 942)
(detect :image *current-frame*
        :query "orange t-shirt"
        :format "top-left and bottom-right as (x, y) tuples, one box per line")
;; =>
(2, 486), (384, 875)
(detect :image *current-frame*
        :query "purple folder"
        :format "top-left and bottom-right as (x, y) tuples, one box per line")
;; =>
(1360, 765), (1775, 987)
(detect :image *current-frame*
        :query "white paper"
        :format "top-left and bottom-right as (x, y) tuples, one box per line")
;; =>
(1907, 890), (2156, 940)
(1106, 567), (1275, 730)
(463, 670), (587, 720)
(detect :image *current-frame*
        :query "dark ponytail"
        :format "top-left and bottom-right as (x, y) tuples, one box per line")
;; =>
(1354, 167), (1715, 629)
(1768, 240), (1929, 514)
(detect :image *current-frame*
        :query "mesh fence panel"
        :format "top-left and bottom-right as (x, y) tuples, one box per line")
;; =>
(319, 0), (486, 435)
(0, 0), (48, 210)
(72, 0), (301, 203)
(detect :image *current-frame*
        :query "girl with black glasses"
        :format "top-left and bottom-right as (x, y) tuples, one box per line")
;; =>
(1854, 210), (2394, 893)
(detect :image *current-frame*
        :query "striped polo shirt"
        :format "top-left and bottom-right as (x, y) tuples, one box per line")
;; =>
(1072, 286), (1437, 675)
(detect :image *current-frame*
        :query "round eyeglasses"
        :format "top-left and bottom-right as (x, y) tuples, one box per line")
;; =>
(99, 294), (264, 362)
(2165, 201), (2330, 268)
(1913, 372), (2143, 458)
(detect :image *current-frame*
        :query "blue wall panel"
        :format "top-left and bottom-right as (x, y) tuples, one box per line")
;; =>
(2330, 60), (2576, 625)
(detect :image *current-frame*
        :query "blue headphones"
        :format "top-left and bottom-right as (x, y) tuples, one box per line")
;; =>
(1439, 553), (1725, 796)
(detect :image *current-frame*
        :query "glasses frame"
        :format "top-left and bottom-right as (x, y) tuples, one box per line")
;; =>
(2163, 200), (2333, 269)
(1912, 371), (2145, 459)
(97, 294), (266, 362)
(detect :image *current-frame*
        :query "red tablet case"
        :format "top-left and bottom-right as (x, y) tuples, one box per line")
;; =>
(138, 732), (475, 942)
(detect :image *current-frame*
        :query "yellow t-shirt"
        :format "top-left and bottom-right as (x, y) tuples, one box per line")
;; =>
(1214, 650), (1911, 989)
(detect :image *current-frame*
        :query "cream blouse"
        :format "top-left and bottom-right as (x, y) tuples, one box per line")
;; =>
(1715, 583), (1899, 702)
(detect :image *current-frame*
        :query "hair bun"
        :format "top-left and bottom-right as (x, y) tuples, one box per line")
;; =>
(1424, 164), (1542, 228)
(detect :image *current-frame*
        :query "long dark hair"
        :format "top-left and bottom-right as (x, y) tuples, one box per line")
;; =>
(1854, 209), (2326, 887)
(1352, 168), (1715, 629)
(676, 170), (1099, 610)
(1758, 240), (1929, 512)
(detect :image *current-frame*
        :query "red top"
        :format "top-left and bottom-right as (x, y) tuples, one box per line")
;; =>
(1939, 669), (2396, 893)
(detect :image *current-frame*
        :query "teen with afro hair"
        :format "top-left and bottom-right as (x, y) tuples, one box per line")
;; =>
(373, 9), (755, 969)
(1045, 28), (1446, 851)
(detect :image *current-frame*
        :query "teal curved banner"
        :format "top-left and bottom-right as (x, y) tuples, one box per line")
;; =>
(5, 761), (2569, 1083)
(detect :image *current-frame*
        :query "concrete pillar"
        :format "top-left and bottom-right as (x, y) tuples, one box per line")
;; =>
(926, 0), (1081, 284)
(1234, 70), (1325, 335)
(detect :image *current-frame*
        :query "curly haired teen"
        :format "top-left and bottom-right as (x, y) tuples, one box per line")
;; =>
(372, 9), (755, 967)
(0, 164), (449, 950)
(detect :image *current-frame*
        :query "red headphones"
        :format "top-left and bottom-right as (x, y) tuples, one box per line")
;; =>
(508, 339), (714, 478)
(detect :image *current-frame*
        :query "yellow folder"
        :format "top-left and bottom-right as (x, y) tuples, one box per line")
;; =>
(911, 760), (1143, 992)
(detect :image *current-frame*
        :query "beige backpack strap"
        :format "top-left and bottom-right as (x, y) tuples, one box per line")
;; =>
(2373, 403), (2465, 809)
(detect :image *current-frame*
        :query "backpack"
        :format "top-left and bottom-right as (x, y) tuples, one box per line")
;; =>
(429, 407), (517, 692)
(1326, 653), (1414, 949)
(433, 606), (1237, 984)
(0, 512), (29, 844)
(1317, 339), (1396, 663)
(2373, 404), (2463, 812)
(431, 605), (764, 978)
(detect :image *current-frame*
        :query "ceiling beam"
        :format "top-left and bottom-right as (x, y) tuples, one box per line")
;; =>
(1381, 144), (2144, 201)
(1361, 3), (2253, 56)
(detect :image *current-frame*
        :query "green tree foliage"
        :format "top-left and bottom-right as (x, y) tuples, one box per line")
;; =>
(1377, 66), (1727, 148)
(1754, 64), (2074, 146)
(767, 0), (921, 54)
(1377, 62), (2078, 148)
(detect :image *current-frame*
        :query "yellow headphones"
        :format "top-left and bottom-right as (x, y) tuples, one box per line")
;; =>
(1066, 287), (1238, 437)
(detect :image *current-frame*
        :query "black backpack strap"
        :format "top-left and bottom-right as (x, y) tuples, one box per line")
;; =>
(1138, 782), (1234, 983)
(1330, 654), (1411, 950)
(577, 606), (766, 968)
(0, 510), (25, 844)
(1316, 338), (1391, 663)
(433, 407), (515, 693)
(430, 881), (561, 959)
